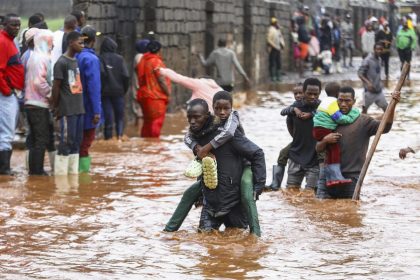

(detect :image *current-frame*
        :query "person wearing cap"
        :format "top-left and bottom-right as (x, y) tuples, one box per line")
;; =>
(24, 30), (55, 175)
(396, 18), (417, 80)
(51, 31), (84, 176)
(375, 20), (393, 79)
(136, 40), (171, 137)
(198, 39), (250, 92)
(77, 26), (102, 173)
(267, 17), (285, 82)
(341, 13), (355, 68)
(0, 14), (24, 175)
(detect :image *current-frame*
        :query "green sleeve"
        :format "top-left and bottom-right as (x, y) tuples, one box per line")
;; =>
(411, 30), (417, 50)
(335, 108), (360, 124)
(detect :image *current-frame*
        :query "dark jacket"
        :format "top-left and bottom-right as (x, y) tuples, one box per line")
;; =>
(193, 117), (266, 217)
(319, 26), (332, 51)
(375, 29), (393, 52)
(99, 37), (129, 97)
(286, 100), (320, 168)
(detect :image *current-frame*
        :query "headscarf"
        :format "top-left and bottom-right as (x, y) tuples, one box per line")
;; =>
(147, 40), (161, 53)
(135, 39), (150, 53)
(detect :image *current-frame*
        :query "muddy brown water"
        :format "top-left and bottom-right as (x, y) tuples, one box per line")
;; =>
(0, 84), (419, 279)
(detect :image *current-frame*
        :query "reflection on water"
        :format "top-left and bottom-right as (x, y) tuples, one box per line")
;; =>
(0, 82), (419, 279)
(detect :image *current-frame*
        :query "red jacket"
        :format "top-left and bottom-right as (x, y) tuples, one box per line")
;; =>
(0, 30), (24, 95)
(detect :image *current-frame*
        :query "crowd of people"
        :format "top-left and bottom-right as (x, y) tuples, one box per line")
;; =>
(267, 5), (419, 80)
(0, 10), (418, 238)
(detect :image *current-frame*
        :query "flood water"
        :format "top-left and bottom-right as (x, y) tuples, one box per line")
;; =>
(0, 83), (419, 279)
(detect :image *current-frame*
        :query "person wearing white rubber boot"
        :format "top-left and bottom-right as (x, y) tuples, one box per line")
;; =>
(51, 31), (84, 176)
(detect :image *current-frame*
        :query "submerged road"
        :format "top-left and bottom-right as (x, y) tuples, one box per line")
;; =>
(0, 79), (419, 279)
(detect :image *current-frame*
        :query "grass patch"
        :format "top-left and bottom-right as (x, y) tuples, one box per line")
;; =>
(20, 17), (63, 32)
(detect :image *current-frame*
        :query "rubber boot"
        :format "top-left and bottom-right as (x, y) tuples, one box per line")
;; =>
(266, 165), (285, 191)
(270, 66), (276, 82)
(25, 150), (29, 170)
(28, 149), (47, 175)
(68, 154), (79, 175)
(79, 156), (91, 173)
(276, 70), (281, 82)
(0, 150), (12, 175)
(48, 151), (56, 173)
(324, 163), (352, 187)
(241, 166), (261, 237)
(54, 154), (69, 176)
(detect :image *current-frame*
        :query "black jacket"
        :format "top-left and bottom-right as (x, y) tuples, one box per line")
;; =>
(99, 37), (129, 97)
(286, 100), (320, 168)
(193, 117), (266, 217)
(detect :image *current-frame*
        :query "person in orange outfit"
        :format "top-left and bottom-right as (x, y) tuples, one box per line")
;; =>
(136, 40), (171, 138)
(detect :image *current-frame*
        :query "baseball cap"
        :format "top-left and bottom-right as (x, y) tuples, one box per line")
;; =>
(25, 27), (40, 43)
(81, 25), (101, 41)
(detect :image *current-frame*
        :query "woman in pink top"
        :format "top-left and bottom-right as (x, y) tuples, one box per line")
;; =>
(158, 67), (222, 112)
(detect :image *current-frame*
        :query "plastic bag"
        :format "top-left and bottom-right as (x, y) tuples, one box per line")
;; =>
(202, 156), (218, 189)
(184, 158), (203, 178)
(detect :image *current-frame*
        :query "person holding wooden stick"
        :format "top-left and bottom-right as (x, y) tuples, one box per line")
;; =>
(315, 86), (400, 199)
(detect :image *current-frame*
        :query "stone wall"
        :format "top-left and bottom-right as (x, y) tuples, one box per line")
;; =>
(0, 0), (71, 17)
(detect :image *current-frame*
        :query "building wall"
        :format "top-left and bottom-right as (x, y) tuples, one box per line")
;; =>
(0, 0), (71, 17)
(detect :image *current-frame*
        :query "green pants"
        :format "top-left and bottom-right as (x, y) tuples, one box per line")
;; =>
(240, 166), (261, 236)
(164, 180), (202, 232)
(164, 167), (261, 236)
(277, 142), (291, 166)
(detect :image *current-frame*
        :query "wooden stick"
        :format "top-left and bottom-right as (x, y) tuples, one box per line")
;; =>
(352, 62), (410, 201)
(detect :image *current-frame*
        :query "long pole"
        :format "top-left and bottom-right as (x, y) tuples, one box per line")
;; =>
(352, 62), (410, 201)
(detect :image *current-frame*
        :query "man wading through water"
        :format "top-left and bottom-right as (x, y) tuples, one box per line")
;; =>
(165, 95), (266, 235)
(316, 86), (400, 199)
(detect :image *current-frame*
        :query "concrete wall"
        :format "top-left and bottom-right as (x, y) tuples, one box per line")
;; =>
(0, 0), (71, 17)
